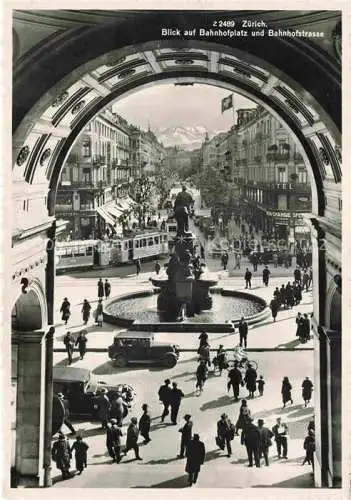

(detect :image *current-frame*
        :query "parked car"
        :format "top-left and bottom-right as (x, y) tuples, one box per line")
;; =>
(53, 366), (135, 419)
(108, 330), (180, 368)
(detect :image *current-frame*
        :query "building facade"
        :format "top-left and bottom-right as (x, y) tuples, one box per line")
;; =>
(234, 106), (312, 247)
(55, 109), (131, 239)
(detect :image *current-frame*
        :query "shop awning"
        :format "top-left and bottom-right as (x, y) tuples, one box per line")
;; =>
(105, 203), (123, 218)
(96, 206), (116, 226)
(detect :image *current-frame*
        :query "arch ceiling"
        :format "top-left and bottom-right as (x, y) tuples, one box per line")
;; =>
(12, 10), (341, 227)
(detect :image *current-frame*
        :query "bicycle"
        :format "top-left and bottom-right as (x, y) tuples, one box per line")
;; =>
(226, 347), (258, 371)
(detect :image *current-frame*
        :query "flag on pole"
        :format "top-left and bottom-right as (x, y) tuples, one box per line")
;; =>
(221, 94), (233, 113)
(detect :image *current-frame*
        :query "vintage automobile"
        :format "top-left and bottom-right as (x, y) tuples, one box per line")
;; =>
(108, 330), (180, 368)
(53, 366), (135, 420)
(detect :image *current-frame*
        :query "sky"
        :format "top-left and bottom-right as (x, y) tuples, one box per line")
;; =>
(112, 83), (256, 132)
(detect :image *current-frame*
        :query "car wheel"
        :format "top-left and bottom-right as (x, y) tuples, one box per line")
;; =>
(114, 355), (128, 368)
(163, 354), (177, 368)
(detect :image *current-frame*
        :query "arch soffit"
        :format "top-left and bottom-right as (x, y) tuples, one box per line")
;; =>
(12, 34), (341, 217)
(12, 277), (47, 328)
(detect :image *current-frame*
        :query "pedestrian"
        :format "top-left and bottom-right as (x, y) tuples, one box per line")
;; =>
(296, 312), (304, 340)
(257, 419), (273, 466)
(280, 284), (287, 308)
(195, 360), (208, 394)
(170, 382), (184, 425)
(57, 392), (76, 434)
(95, 299), (103, 327)
(197, 340), (211, 366)
(81, 299), (91, 325)
(155, 260), (161, 275)
(273, 252), (278, 268)
(302, 270), (310, 291)
(124, 417), (142, 460)
(95, 388), (111, 429)
(110, 392), (126, 427)
(97, 278), (104, 299)
(245, 364), (257, 398)
(308, 416), (315, 432)
(106, 418), (123, 463)
(198, 330), (209, 347)
(302, 377), (313, 407)
(200, 244), (205, 260)
(273, 286), (281, 305)
(242, 417), (261, 468)
(70, 435), (89, 474)
(214, 344), (227, 376)
(238, 317), (248, 348)
(257, 375), (265, 396)
(308, 267), (313, 288)
(294, 282), (302, 305)
(262, 265), (271, 286)
(75, 330), (87, 360)
(51, 433), (72, 480)
(270, 298), (279, 322)
(272, 417), (289, 459)
(302, 313), (311, 342)
(294, 267), (301, 284)
(244, 268), (252, 289)
(60, 297), (71, 325)
(221, 252), (228, 271)
(285, 282), (294, 308)
(104, 279), (111, 299)
(235, 399), (251, 438)
(185, 434), (205, 486)
(178, 414), (193, 458)
(302, 429), (315, 469)
(228, 361), (242, 401)
(251, 253), (258, 272)
(139, 403), (151, 444)
(63, 331), (75, 365)
(135, 258), (141, 276)
(217, 413), (235, 457)
(281, 376), (293, 407)
(158, 378), (172, 422)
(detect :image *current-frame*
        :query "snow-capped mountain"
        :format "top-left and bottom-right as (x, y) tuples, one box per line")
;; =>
(154, 126), (225, 151)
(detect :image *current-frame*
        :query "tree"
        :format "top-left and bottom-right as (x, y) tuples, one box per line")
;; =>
(130, 174), (154, 228)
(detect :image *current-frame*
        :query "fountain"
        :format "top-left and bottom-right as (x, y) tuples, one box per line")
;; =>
(103, 186), (270, 332)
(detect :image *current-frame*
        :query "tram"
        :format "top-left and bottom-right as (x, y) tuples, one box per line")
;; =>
(56, 230), (169, 271)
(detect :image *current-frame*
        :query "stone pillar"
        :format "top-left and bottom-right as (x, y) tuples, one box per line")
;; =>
(325, 329), (342, 487)
(46, 221), (56, 325)
(43, 327), (55, 487)
(13, 331), (46, 486)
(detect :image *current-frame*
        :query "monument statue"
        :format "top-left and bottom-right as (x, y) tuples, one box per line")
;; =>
(173, 185), (194, 235)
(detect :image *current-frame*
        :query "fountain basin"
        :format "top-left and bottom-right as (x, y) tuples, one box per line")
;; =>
(103, 288), (270, 333)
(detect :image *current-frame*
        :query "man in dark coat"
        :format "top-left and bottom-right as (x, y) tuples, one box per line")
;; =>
(217, 413), (234, 457)
(185, 434), (205, 486)
(104, 279), (111, 299)
(257, 419), (274, 466)
(106, 418), (123, 463)
(81, 299), (91, 325)
(170, 382), (184, 425)
(244, 268), (252, 289)
(75, 330), (87, 360)
(221, 252), (229, 271)
(244, 364), (257, 398)
(227, 362), (242, 401)
(294, 267), (301, 284)
(124, 417), (142, 460)
(238, 317), (248, 348)
(97, 278), (104, 299)
(270, 298), (279, 322)
(139, 403), (151, 444)
(95, 389), (111, 429)
(243, 418), (261, 467)
(63, 331), (75, 364)
(158, 379), (172, 422)
(178, 414), (193, 458)
(302, 377), (313, 406)
(60, 298), (71, 325)
(251, 253), (258, 272)
(262, 266), (271, 286)
(71, 435), (89, 474)
(272, 417), (289, 459)
(51, 434), (72, 479)
(302, 313), (311, 342)
(58, 392), (76, 434)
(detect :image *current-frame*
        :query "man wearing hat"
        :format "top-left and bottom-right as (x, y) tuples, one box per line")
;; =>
(242, 417), (261, 467)
(178, 414), (193, 458)
(71, 434), (89, 474)
(51, 433), (72, 480)
(158, 379), (172, 422)
(57, 392), (76, 435)
(106, 418), (123, 463)
(124, 417), (142, 460)
(95, 388), (111, 429)
(257, 418), (274, 466)
(170, 382), (185, 425)
(217, 413), (234, 457)
(63, 331), (74, 364)
(185, 433), (206, 486)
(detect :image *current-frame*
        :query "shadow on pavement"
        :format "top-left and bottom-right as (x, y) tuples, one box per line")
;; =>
(200, 395), (236, 411)
(92, 361), (164, 375)
(54, 356), (82, 367)
(171, 371), (194, 380)
(135, 474), (190, 488)
(276, 339), (304, 349)
(146, 456), (181, 465)
(253, 404), (301, 419)
(253, 472), (315, 488)
(288, 406), (314, 418)
(177, 356), (198, 364)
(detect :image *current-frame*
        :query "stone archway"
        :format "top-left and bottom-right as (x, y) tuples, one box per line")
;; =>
(11, 10), (341, 487)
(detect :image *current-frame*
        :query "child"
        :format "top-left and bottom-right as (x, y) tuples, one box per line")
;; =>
(258, 375), (265, 396)
(71, 435), (89, 474)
